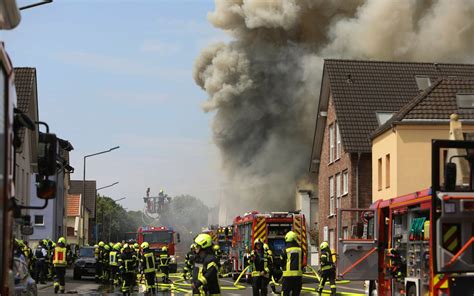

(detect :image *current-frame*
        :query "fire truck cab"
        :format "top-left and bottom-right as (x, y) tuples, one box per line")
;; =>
(337, 140), (474, 296)
(137, 225), (180, 273)
(231, 211), (308, 277)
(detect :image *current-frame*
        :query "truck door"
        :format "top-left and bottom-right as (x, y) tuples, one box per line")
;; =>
(337, 208), (379, 280)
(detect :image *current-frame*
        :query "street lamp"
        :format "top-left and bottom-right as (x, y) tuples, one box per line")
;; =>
(82, 146), (120, 245)
(97, 181), (119, 192)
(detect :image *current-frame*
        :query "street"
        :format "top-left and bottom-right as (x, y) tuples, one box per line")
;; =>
(38, 269), (365, 295)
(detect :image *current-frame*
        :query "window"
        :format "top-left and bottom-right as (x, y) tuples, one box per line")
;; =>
(329, 124), (334, 163)
(415, 76), (431, 90)
(456, 93), (474, 109)
(378, 158), (382, 191)
(329, 229), (335, 250)
(376, 112), (394, 126)
(67, 227), (75, 237)
(336, 123), (341, 159)
(336, 173), (341, 208)
(329, 176), (335, 216)
(386, 154), (391, 188)
(343, 170), (349, 195)
(343, 227), (349, 240)
(34, 215), (44, 226)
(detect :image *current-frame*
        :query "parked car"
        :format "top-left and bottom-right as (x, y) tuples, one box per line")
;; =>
(13, 256), (37, 296)
(73, 246), (96, 280)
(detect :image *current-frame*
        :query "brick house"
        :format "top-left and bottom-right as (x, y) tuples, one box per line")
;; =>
(309, 60), (474, 250)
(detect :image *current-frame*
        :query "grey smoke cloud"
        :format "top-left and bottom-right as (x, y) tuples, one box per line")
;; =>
(194, 0), (474, 217)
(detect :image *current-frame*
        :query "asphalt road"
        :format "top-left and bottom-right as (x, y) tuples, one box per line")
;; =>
(38, 269), (366, 295)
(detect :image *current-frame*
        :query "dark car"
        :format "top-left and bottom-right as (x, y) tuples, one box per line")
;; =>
(13, 256), (38, 296)
(73, 247), (96, 280)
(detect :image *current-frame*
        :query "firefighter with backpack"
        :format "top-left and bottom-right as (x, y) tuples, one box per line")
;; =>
(141, 242), (157, 294)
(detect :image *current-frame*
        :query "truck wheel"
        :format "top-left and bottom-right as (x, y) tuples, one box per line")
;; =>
(407, 284), (417, 296)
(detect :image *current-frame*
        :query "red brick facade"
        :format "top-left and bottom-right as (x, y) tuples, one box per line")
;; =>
(317, 96), (372, 250)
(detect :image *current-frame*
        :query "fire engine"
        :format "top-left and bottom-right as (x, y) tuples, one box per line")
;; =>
(231, 211), (308, 277)
(1, 2), (59, 294)
(137, 225), (180, 272)
(337, 140), (474, 296)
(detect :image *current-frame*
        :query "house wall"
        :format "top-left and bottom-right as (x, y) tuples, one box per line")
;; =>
(66, 216), (78, 245)
(372, 124), (474, 201)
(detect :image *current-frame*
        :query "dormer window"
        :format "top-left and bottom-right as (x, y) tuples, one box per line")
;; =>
(456, 93), (474, 109)
(376, 112), (394, 126)
(415, 76), (431, 91)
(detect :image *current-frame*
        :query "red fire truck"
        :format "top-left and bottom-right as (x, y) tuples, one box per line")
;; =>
(1, 2), (59, 294)
(137, 225), (180, 272)
(231, 211), (308, 277)
(337, 140), (474, 296)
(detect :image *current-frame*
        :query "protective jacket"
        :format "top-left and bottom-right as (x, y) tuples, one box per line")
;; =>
(193, 252), (220, 295)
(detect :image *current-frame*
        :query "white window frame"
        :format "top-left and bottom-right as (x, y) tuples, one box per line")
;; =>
(343, 170), (349, 196)
(329, 176), (335, 216)
(336, 173), (341, 208)
(329, 124), (334, 163)
(336, 122), (341, 160)
(34, 215), (44, 226)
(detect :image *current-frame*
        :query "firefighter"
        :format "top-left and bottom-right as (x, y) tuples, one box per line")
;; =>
(213, 244), (222, 275)
(243, 245), (251, 281)
(53, 237), (68, 294)
(264, 243), (277, 293)
(249, 238), (270, 296)
(109, 243), (121, 286)
(159, 246), (171, 283)
(47, 240), (54, 280)
(133, 243), (140, 257)
(96, 242), (105, 283)
(119, 243), (138, 295)
(102, 244), (111, 283)
(192, 233), (220, 295)
(281, 231), (303, 296)
(34, 240), (47, 284)
(318, 241), (336, 296)
(184, 244), (196, 280)
(141, 242), (157, 294)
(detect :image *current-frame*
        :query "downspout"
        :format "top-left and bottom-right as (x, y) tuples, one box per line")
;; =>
(356, 152), (361, 210)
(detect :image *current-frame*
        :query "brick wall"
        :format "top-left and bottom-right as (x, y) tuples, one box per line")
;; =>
(317, 95), (372, 251)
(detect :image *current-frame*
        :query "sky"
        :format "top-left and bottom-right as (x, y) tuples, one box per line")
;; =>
(2, 0), (228, 210)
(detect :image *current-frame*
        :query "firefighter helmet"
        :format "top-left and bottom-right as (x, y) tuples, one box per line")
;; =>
(113, 243), (121, 251)
(320, 241), (329, 250)
(285, 231), (298, 243)
(123, 243), (129, 250)
(134, 243), (139, 249)
(194, 233), (213, 249)
(98, 241), (105, 247)
(141, 242), (150, 250)
(254, 238), (264, 247)
(104, 244), (110, 251)
(190, 243), (196, 250)
(263, 243), (269, 250)
(58, 237), (66, 244)
(162, 246), (168, 252)
(213, 244), (220, 251)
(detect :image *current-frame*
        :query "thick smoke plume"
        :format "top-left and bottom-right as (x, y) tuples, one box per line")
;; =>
(194, 0), (474, 216)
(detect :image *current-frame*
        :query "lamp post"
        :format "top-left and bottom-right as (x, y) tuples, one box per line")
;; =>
(82, 146), (120, 245)
(95, 181), (119, 241)
(109, 197), (126, 241)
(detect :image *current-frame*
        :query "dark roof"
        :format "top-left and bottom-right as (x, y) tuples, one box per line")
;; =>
(372, 78), (474, 137)
(326, 60), (474, 153)
(14, 68), (37, 151)
(69, 180), (97, 218)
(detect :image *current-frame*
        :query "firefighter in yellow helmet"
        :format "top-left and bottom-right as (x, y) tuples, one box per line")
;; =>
(184, 244), (196, 280)
(192, 233), (220, 295)
(96, 241), (105, 283)
(109, 243), (121, 286)
(280, 231), (303, 296)
(249, 238), (271, 295)
(159, 246), (171, 283)
(119, 243), (138, 295)
(140, 242), (157, 294)
(53, 237), (67, 294)
(318, 241), (336, 296)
